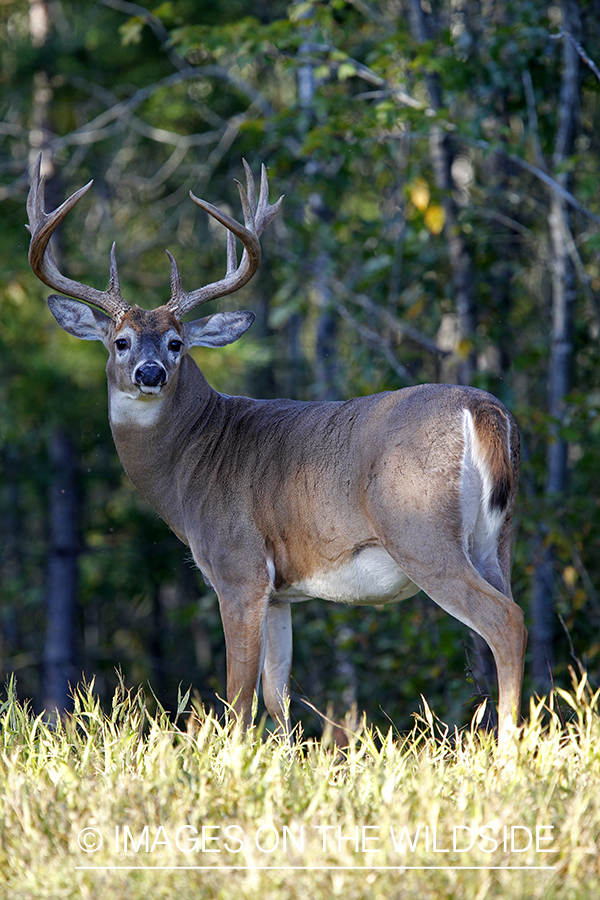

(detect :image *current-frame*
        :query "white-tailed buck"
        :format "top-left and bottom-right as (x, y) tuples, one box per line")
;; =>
(27, 155), (526, 739)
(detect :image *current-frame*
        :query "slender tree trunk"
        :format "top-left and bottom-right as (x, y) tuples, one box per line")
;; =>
(248, 281), (277, 399)
(28, 0), (53, 176)
(28, 0), (81, 714)
(531, 0), (580, 692)
(295, 1), (356, 713)
(282, 313), (304, 400)
(150, 586), (167, 700)
(408, 0), (477, 387)
(43, 429), (80, 715)
(408, 0), (495, 716)
(312, 240), (338, 402)
(296, 3), (339, 401)
(0, 449), (22, 675)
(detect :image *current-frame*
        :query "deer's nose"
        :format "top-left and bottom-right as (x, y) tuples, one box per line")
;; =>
(134, 362), (166, 387)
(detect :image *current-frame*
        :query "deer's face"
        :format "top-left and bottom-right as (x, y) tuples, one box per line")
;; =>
(47, 294), (255, 401)
(107, 306), (186, 397)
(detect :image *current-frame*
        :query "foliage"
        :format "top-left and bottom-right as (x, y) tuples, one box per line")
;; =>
(1, 0), (600, 734)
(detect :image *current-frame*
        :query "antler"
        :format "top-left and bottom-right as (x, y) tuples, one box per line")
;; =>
(27, 155), (282, 323)
(166, 159), (283, 321)
(26, 153), (131, 322)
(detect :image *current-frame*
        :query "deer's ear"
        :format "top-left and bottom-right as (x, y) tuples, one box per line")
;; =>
(185, 311), (255, 348)
(48, 295), (112, 342)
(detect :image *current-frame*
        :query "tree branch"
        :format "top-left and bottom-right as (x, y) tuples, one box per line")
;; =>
(345, 0), (395, 31)
(335, 284), (450, 358)
(551, 29), (600, 84)
(335, 302), (411, 382)
(382, 131), (600, 225)
(473, 140), (600, 224)
(100, 0), (188, 71)
(522, 68), (546, 170)
(51, 66), (273, 152)
(291, 47), (423, 109)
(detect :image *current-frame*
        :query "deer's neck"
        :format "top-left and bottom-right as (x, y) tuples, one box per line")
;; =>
(107, 354), (221, 544)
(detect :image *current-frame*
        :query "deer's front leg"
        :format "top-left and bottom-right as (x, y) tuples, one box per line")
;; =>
(217, 584), (271, 728)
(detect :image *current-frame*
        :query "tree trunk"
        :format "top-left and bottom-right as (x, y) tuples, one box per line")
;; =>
(407, 0), (477, 387)
(43, 429), (80, 716)
(0, 448), (22, 676)
(28, 1), (81, 714)
(295, 1), (356, 713)
(297, 22), (339, 402)
(408, 0), (494, 717)
(150, 587), (166, 700)
(531, 0), (580, 692)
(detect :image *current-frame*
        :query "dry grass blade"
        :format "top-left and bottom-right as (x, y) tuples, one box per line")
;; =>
(0, 674), (599, 897)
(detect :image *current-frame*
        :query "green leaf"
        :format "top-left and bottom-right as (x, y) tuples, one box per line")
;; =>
(119, 16), (145, 47)
(337, 62), (357, 81)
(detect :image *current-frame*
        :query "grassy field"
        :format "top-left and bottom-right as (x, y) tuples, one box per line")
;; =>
(0, 675), (598, 900)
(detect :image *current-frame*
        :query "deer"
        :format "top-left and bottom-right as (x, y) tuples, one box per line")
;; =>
(27, 154), (526, 743)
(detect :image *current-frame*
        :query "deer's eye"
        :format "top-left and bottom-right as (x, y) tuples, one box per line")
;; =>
(168, 339), (183, 353)
(115, 338), (129, 351)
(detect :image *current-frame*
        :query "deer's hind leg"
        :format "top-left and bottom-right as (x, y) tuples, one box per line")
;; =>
(410, 554), (526, 735)
(371, 503), (526, 736)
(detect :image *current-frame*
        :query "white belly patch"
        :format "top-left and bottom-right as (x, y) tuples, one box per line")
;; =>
(275, 546), (419, 606)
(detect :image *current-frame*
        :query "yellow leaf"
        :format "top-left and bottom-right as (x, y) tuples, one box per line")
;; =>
(424, 203), (446, 235)
(457, 337), (474, 359)
(410, 178), (430, 211)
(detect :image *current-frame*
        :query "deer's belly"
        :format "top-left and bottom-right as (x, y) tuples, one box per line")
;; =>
(275, 546), (420, 606)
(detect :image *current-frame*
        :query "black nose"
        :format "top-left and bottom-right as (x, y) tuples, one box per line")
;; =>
(134, 362), (166, 387)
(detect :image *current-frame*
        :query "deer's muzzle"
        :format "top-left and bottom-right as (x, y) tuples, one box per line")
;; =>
(134, 362), (167, 389)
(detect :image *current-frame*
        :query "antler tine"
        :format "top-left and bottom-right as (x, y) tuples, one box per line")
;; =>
(166, 160), (283, 321)
(226, 229), (237, 276)
(26, 153), (131, 322)
(241, 158), (256, 224)
(255, 164), (284, 235)
(166, 249), (184, 297)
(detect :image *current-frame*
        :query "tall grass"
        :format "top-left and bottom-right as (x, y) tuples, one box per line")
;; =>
(0, 673), (598, 899)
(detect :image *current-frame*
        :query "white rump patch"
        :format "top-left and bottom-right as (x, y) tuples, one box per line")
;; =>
(461, 409), (505, 577)
(276, 546), (419, 606)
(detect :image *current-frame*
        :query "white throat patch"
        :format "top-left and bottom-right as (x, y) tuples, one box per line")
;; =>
(109, 388), (166, 427)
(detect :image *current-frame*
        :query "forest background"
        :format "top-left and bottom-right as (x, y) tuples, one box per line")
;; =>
(1, 0), (599, 736)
